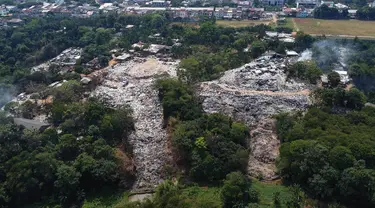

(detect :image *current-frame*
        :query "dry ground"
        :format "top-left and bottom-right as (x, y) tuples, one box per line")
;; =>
(216, 19), (271, 28)
(292, 18), (375, 38)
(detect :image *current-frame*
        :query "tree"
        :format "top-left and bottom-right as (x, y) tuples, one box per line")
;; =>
(314, 5), (340, 19)
(52, 80), (82, 103)
(327, 71), (341, 88)
(306, 62), (323, 84)
(56, 134), (79, 161)
(346, 88), (366, 110)
(287, 61), (322, 84)
(221, 172), (251, 208)
(295, 32), (314, 51)
(329, 146), (356, 170)
(54, 165), (82, 206)
(285, 185), (305, 208)
(338, 161), (375, 207)
(273, 192), (282, 208)
(251, 41), (266, 58)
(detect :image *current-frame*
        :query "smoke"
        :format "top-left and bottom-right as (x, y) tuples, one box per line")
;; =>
(298, 39), (354, 71)
(0, 86), (15, 109)
(298, 50), (312, 62)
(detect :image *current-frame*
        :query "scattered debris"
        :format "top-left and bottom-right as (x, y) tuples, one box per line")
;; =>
(91, 56), (179, 191)
(198, 53), (311, 179)
(116, 53), (132, 61)
(80, 77), (92, 85)
(32, 48), (82, 72)
(144, 44), (170, 54)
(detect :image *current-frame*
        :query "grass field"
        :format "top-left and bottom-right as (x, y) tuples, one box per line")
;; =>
(79, 181), (293, 208)
(252, 180), (292, 208)
(292, 18), (375, 37)
(277, 18), (295, 30)
(216, 19), (271, 28)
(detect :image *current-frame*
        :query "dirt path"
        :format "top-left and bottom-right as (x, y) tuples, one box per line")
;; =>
(309, 33), (375, 40)
(203, 83), (310, 96)
(272, 13), (278, 27)
(291, 18), (300, 32)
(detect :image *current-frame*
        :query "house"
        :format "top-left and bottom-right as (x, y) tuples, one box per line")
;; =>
(286, 50), (299, 56)
(321, 1), (334, 8)
(262, 0), (284, 6)
(115, 53), (132, 61)
(334, 70), (350, 84)
(296, 10), (308, 17)
(348, 9), (357, 18)
(280, 37), (295, 43)
(151, 0), (170, 7)
(321, 70), (350, 85)
(334, 3), (348, 9)
(0, 5), (9, 16)
(14, 118), (51, 131)
(296, 0), (318, 8)
(238, 1), (252, 7)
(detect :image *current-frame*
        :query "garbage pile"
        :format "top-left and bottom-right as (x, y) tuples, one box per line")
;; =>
(198, 52), (311, 180)
(91, 56), (179, 191)
(32, 48), (82, 72)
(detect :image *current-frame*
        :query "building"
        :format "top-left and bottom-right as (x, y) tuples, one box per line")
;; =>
(296, 0), (318, 8)
(334, 3), (348, 9)
(151, 0), (170, 7)
(321, 70), (350, 85)
(296, 10), (308, 17)
(262, 0), (284, 6)
(348, 9), (357, 18)
(320, 1), (334, 8)
(286, 50), (299, 56)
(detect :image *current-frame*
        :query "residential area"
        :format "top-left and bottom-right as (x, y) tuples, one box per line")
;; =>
(1, 0), (375, 27)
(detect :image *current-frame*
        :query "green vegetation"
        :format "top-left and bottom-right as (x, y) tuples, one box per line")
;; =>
(4, 8), (375, 208)
(173, 114), (249, 182)
(286, 61), (323, 84)
(156, 78), (248, 183)
(277, 94), (375, 207)
(0, 79), (134, 207)
(252, 180), (292, 208)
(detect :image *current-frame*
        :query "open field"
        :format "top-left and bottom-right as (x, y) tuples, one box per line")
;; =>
(292, 18), (375, 38)
(252, 180), (293, 208)
(216, 19), (271, 28)
(277, 18), (295, 30)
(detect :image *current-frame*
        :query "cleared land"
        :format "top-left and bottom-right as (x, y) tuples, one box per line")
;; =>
(292, 18), (375, 38)
(216, 19), (271, 27)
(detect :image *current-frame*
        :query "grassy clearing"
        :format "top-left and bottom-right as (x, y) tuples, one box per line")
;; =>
(252, 180), (292, 208)
(41, 182), (291, 208)
(216, 19), (271, 28)
(82, 190), (130, 208)
(277, 18), (295, 31)
(293, 18), (375, 37)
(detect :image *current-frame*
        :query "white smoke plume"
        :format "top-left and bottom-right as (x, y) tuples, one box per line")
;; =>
(0, 87), (15, 108)
(298, 39), (354, 71)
